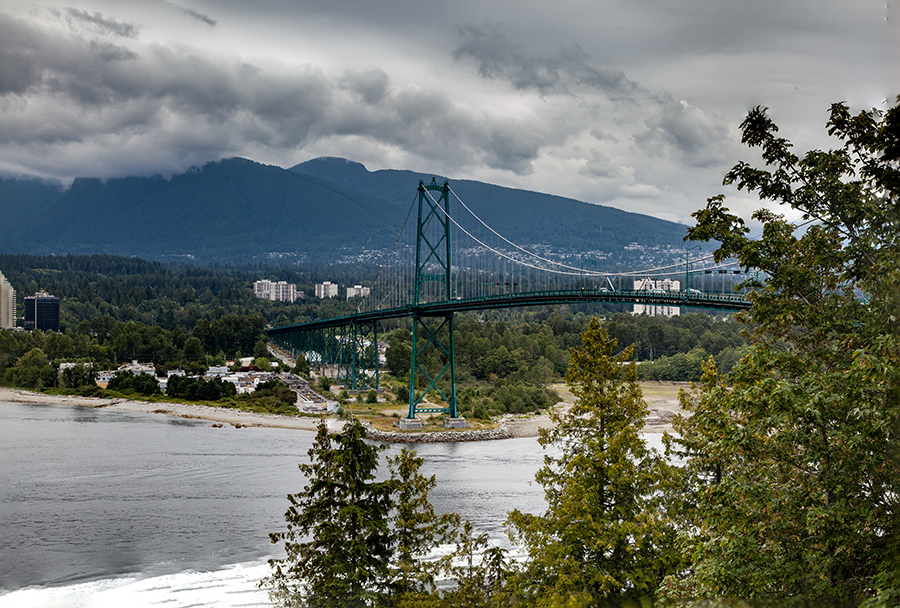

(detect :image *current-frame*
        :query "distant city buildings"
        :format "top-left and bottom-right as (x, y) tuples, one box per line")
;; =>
(24, 291), (60, 331)
(346, 284), (371, 299)
(632, 278), (681, 318)
(253, 279), (300, 303)
(315, 281), (339, 299)
(0, 271), (14, 329)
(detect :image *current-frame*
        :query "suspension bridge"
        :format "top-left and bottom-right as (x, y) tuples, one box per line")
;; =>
(267, 178), (752, 427)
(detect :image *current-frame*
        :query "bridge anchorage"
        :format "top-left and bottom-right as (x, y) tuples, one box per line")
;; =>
(266, 178), (753, 430)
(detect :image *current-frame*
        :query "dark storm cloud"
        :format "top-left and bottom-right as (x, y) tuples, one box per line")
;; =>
(0, 11), (567, 178)
(337, 68), (391, 105)
(635, 95), (735, 168)
(453, 24), (638, 97)
(453, 22), (737, 170)
(165, 2), (217, 28)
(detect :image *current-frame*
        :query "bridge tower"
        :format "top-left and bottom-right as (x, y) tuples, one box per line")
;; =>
(403, 178), (461, 427)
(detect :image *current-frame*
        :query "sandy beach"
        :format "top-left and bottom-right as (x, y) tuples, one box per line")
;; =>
(0, 382), (688, 439)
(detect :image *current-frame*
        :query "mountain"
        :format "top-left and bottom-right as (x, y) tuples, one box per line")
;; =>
(2, 158), (399, 262)
(291, 157), (689, 258)
(1, 157), (690, 265)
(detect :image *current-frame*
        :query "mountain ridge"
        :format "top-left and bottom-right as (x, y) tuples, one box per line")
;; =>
(1, 157), (690, 266)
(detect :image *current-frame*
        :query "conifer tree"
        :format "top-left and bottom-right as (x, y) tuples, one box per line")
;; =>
(386, 447), (461, 602)
(508, 317), (681, 604)
(262, 419), (394, 608)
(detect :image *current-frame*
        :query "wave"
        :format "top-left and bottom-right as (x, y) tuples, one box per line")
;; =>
(0, 560), (272, 608)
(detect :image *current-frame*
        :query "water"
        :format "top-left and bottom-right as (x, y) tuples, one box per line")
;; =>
(0, 400), (551, 607)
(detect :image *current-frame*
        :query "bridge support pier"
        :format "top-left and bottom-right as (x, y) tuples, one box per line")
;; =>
(398, 417), (425, 430)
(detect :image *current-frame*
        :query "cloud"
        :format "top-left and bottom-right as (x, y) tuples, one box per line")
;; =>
(165, 2), (217, 28)
(0, 11), (575, 180)
(337, 68), (391, 105)
(635, 97), (737, 168)
(453, 24), (638, 98)
(7, 3), (845, 226)
(62, 7), (138, 38)
(452, 25), (740, 177)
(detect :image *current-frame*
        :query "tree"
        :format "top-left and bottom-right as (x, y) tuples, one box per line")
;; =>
(292, 353), (310, 376)
(507, 317), (682, 604)
(262, 419), (394, 608)
(183, 336), (204, 361)
(385, 330), (411, 378)
(386, 448), (460, 601)
(668, 100), (900, 600)
(254, 339), (270, 359)
(13, 348), (56, 389)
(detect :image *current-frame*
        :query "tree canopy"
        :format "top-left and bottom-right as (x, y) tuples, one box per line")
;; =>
(668, 100), (900, 601)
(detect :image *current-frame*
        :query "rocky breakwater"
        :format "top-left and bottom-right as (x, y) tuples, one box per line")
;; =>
(361, 420), (512, 443)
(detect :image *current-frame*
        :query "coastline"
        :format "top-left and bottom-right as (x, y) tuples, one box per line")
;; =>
(0, 382), (686, 440)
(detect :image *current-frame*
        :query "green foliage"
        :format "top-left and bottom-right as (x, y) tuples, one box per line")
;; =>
(183, 336), (204, 361)
(669, 100), (900, 600)
(262, 419), (394, 608)
(395, 383), (410, 404)
(508, 318), (682, 603)
(253, 339), (270, 359)
(166, 375), (237, 401)
(292, 354), (310, 376)
(386, 330), (412, 378)
(12, 348), (56, 389)
(253, 379), (297, 406)
(386, 448), (461, 599)
(317, 375), (333, 394)
(366, 389), (378, 404)
(107, 371), (161, 395)
(58, 363), (96, 389)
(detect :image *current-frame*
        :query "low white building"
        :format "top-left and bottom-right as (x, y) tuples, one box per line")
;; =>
(633, 278), (681, 317)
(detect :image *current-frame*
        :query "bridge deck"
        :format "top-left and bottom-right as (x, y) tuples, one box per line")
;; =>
(267, 288), (751, 335)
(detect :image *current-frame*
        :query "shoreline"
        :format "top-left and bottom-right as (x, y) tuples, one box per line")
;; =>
(0, 382), (686, 440)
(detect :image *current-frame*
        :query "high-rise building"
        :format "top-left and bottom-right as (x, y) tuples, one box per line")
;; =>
(253, 279), (274, 300)
(253, 279), (300, 302)
(346, 285), (371, 299)
(315, 281), (339, 299)
(24, 291), (60, 332)
(0, 271), (15, 329)
(274, 281), (299, 303)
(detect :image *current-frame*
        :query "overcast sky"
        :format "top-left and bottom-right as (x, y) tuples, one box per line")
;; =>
(0, 0), (895, 224)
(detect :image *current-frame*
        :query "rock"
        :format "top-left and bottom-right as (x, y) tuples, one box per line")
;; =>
(359, 420), (512, 443)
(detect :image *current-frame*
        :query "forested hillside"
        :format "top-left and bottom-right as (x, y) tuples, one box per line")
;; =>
(0, 254), (746, 406)
(1, 156), (690, 265)
(293, 156), (689, 264)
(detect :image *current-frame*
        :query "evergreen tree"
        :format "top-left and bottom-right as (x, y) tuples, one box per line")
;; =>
(386, 448), (460, 601)
(263, 419), (394, 608)
(507, 317), (681, 604)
